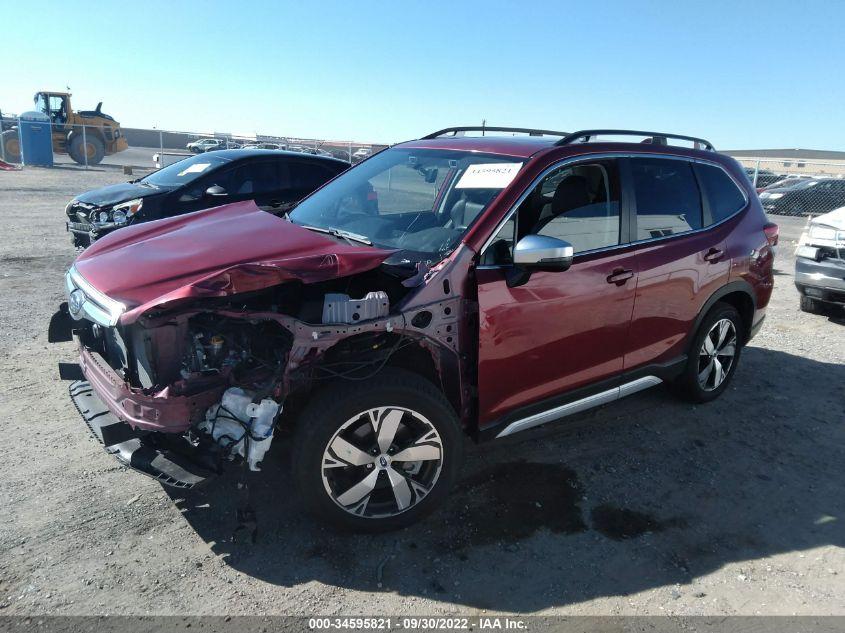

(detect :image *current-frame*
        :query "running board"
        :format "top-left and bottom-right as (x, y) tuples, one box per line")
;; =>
(68, 380), (216, 488)
(495, 376), (662, 438)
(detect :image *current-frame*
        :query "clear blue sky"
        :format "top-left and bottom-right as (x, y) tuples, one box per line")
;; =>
(3, 0), (844, 149)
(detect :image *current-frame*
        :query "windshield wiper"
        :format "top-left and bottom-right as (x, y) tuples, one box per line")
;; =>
(297, 224), (372, 246)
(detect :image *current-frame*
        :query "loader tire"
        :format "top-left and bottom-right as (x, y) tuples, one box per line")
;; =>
(68, 134), (105, 165)
(1, 130), (21, 163)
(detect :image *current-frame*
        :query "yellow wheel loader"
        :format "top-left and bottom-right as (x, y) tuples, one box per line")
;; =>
(1, 91), (128, 165)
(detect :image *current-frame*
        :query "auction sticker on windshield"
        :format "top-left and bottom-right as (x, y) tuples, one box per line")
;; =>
(178, 163), (212, 177)
(455, 163), (523, 189)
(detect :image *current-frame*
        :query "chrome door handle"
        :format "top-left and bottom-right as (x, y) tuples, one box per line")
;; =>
(606, 268), (634, 285)
(703, 248), (724, 262)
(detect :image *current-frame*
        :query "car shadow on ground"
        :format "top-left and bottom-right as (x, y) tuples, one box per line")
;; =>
(165, 347), (844, 611)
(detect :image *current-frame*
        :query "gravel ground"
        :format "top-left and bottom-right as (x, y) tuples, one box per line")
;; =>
(0, 166), (843, 616)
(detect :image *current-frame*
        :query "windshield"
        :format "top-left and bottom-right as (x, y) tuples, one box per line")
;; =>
(141, 153), (229, 188)
(289, 148), (523, 264)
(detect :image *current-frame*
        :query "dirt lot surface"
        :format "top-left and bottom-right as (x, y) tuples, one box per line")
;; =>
(1, 166), (843, 616)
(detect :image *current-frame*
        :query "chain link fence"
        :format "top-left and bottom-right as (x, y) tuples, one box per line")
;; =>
(736, 158), (845, 218)
(0, 112), (383, 171)
(5, 111), (843, 221)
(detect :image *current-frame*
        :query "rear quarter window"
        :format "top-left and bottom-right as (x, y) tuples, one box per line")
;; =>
(695, 163), (747, 224)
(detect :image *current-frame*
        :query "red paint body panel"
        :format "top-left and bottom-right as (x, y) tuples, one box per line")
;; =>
(74, 201), (394, 323)
(476, 247), (638, 425)
(726, 191), (776, 326)
(625, 224), (732, 368)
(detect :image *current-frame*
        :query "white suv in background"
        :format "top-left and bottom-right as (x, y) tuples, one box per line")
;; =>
(187, 138), (227, 153)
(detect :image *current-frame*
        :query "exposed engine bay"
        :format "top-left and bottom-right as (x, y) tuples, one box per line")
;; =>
(65, 256), (471, 486)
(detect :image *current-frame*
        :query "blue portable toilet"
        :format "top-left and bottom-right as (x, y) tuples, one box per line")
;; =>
(19, 111), (54, 167)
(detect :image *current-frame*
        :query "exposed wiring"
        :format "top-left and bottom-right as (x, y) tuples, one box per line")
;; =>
(309, 334), (414, 382)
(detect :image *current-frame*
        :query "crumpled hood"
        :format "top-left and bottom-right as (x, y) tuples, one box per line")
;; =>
(74, 181), (167, 208)
(73, 201), (394, 323)
(810, 206), (845, 231)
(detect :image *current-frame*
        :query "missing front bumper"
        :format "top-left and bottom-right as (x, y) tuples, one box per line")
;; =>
(68, 380), (216, 488)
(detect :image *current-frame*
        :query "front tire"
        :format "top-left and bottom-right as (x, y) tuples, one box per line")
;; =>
(800, 294), (822, 314)
(292, 369), (463, 532)
(673, 302), (743, 403)
(68, 134), (105, 165)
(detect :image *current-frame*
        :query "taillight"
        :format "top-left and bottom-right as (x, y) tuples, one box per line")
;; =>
(763, 222), (779, 247)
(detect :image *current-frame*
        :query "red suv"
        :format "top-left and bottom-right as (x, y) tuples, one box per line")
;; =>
(52, 127), (776, 531)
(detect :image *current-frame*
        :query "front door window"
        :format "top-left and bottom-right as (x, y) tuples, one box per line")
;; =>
(482, 159), (621, 265)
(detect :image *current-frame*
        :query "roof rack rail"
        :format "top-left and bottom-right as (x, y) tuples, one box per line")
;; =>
(422, 126), (569, 140)
(556, 129), (715, 151)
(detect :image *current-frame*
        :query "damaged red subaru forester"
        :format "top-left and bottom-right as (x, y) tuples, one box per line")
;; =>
(51, 127), (776, 531)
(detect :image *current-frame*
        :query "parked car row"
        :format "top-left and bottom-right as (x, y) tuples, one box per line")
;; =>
(186, 138), (242, 153)
(744, 167), (784, 190)
(52, 127), (777, 532)
(758, 177), (845, 217)
(186, 137), (368, 162)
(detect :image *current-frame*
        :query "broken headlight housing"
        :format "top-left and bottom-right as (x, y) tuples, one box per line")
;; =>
(111, 198), (143, 225)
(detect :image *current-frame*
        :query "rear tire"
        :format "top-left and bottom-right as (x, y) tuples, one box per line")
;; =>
(291, 369), (463, 532)
(1, 130), (21, 163)
(68, 134), (105, 165)
(672, 302), (743, 404)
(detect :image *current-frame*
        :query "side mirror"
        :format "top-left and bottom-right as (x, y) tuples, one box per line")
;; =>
(507, 235), (574, 287)
(205, 185), (227, 197)
(514, 235), (574, 269)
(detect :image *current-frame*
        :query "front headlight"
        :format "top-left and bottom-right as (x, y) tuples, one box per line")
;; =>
(111, 198), (143, 224)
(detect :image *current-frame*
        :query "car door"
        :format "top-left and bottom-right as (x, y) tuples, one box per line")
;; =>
(475, 157), (638, 428)
(624, 157), (732, 369)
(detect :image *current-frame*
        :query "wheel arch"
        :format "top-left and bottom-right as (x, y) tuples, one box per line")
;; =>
(687, 281), (756, 351)
(287, 332), (463, 427)
(67, 126), (106, 143)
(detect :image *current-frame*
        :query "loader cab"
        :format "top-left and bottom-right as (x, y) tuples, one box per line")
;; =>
(34, 92), (70, 128)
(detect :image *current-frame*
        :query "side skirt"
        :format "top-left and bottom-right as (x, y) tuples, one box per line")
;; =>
(477, 357), (686, 441)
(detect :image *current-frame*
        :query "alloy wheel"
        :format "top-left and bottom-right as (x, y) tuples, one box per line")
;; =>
(321, 406), (444, 519)
(698, 318), (737, 391)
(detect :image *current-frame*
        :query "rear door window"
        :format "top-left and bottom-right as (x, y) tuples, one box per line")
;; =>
(288, 160), (342, 192)
(694, 163), (747, 224)
(631, 158), (703, 239)
(243, 161), (279, 195)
